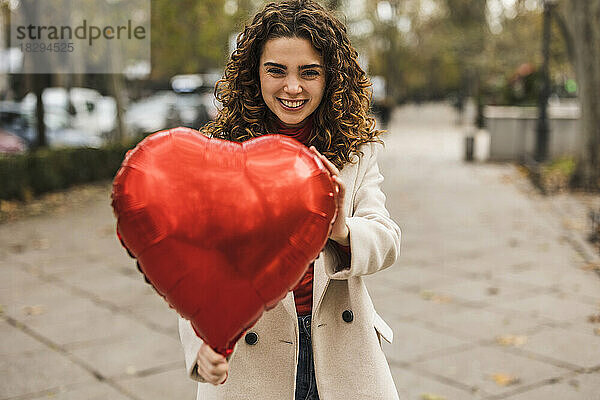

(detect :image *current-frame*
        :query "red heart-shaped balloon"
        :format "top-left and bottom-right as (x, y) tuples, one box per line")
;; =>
(112, 127), (336, 355)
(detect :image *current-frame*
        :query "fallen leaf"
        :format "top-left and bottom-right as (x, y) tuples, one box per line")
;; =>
(568, 379), (580, 389)
(420, 394), (446, 400)
(0, 200), (18, 213)
(433, 295), (453, 304)
(587, 314), (600, 324)
(32, 238), (50, 250)
(420, 290), (453, 303)
(487, 287), (500, 296)
(496, 335), (528, 347)
(491, 373), (520, 386)
(22, 305), (46, 316)
(420, 290), (434, 300)
(9, 244), (25, 254)
(581, 263), (600, 272)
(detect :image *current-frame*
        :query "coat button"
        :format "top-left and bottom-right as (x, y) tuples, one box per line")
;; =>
(245, 331), (258, 345)
(342, 310), (354, 323)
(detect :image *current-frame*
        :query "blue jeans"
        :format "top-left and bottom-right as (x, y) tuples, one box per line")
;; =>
(295, 315), (320, 400)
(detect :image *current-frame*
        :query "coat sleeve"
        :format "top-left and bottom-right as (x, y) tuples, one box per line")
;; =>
(324, 142), (401, 279)
(178, 316), (208, 382)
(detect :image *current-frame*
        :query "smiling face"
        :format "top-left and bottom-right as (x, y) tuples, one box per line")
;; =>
(259, 36), (326, 128)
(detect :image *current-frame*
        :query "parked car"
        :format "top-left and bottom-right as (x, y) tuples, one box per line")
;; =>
(38, 109), (103, 148)
(0, 99), (103, 149)
(0, 128), (27, 155)
(124, 91), (183, 136)
(21, 87), (116, 143)
(0, 101), (31, 144)
(171, 73), (221, 123)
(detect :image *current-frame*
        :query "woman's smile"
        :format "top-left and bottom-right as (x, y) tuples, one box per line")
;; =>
(278, 98), (309, 110)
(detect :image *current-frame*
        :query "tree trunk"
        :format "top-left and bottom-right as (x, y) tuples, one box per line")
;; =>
(0, 3), (9, 98)
(32, 75), (47, 148)
(109, 73), (127, 143)
(564, 0), (600, 190)
(20, 1), (48, 149)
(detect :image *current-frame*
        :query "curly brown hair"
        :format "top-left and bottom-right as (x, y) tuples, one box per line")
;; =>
(202, 0), (383, 168)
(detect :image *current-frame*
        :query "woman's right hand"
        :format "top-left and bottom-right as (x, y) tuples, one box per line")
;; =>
(196, 342), (229, 385)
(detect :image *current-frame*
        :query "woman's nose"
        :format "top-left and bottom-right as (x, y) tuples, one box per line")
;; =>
(284, 75), (303, 95)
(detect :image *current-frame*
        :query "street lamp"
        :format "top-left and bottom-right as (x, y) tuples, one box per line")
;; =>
(535, 0), (558, 162)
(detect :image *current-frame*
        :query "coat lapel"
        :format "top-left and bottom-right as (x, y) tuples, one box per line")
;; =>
(280, 290), (297, 320)
(312, 251), (331, 318)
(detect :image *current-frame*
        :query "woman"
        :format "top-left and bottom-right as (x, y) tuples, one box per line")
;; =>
(179, 1), (401, 399)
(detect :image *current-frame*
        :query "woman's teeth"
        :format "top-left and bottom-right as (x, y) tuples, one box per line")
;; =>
(280, 99), (306, 108)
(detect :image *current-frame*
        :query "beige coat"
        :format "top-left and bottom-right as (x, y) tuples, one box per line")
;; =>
(179, 142), (401, 400)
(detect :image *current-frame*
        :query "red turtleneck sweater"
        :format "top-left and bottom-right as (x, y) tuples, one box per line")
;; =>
(275, 116), (350, 316)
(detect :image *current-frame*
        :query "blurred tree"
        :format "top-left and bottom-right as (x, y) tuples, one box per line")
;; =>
(365, 0), (462, 104)
(150, 0), (250, 82)
(0, 0), (9, 99)
(443, 0), (488, 126)
(362, 0), (574, 118)
(559, 0), (600, 190)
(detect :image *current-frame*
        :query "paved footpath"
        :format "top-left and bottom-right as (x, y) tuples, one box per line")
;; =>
(1, 103), (600, 399)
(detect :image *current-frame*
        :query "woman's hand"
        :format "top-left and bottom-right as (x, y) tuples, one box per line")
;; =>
(309, 146), (349, 246)
(196, 342), (229, 385)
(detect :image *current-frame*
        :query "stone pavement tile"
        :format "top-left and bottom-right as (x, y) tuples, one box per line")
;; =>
(0, 262), (43, 290)
(116, 367), (197, 399)
(432, 258), (498, 281)
(383, 320), (470, 363)
(492, 293), (599, 324)
(124, 292), (179, 334)
(393, 291), (476, 321)
(0, 348), (94, 399)
(439, 255), (565, 286)
(560, 316), (600, 337)
(394, 239), (455, 266)
(1, 282), (100, 320)
(23, 307), (155, 348)
(6, 253), (101, 277)
(497, 265), (600, 303)
(479, 244), (585, 276)
(0, 200), (111, 251)
(67, 328), (183, 379)
(369, 277), (477, 321)
(413, 345), (571, 397)
(367, 282), (435, 319)
(56, 265), (157, 309)
(28, 381), (133, 400)
(422, 307), (543, 342)
(392, 365), (482, 400)
(0, 320), (46, 356)
(422, 276), (538, 305)
(536, 269), (600, 304)
(515, 325), (600, 370)
(368, 264), (462, 292)
(503, 373), (600, 400)
(434, 237), (508, 266)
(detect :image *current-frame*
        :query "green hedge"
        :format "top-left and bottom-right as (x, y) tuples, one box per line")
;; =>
(0, 141), (138, 201)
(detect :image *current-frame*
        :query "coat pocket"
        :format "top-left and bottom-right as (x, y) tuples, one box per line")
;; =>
(373, 312), (393, 345)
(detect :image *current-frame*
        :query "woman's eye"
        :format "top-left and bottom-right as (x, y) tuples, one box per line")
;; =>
(267, 68), (284, 75)
(303, 70), (320, 78)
